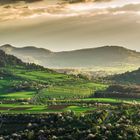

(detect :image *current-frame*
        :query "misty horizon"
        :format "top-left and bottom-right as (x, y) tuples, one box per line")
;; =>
(0, 44), (140, 53)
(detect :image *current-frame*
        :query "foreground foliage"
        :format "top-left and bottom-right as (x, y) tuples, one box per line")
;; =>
(0, 104), (140, 140)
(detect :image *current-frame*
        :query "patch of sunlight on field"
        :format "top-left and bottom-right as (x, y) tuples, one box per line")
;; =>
(82, 98), (140, 103)
(0, 91), (35, 99)
(66, 106), (95, 113)
(0, 104), (47, 113)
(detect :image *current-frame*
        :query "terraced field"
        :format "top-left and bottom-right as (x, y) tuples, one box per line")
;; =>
(0, 97), (139, 114)
(0, 104), (96, 114)
(0, 52), (139, 116)
(0, 91), (35, 99)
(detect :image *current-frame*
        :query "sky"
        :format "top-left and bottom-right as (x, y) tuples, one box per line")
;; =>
(0, 0), (140, 52)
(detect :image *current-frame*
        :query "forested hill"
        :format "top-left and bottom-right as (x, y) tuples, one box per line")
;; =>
(109, 68), (140, 84)
(0, 50), (24, 67)
(0, 50), (90, 95)
(0, 49), (52, 72)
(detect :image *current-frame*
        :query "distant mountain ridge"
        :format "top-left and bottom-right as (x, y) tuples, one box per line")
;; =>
(0, 44), (140, 69)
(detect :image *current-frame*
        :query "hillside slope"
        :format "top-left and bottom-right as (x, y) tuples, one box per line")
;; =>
(1, 44), (140, 69)
(0, 50), (106, 100)
(109, 68), (140, 84)
(0, 49), (24, 67)
(0, 49), (54, 93)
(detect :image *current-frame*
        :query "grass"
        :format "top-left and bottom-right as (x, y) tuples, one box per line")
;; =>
(82, 98), (140, 103)
(0, 91), (35, 99)
(66, 106), (95, 113)
(0, 67), (108, 100)
(0, 103), (46, 113)
(41, 83), (107, 99)
(0, 82), (107, 100)
(0, 66), (139, 115)
(42, 86), (92, 99)
(6, 68), (76, 84)
(0, 78), (24, 94)
(0, 104), (95, 114)
(0, 97), (139, 114)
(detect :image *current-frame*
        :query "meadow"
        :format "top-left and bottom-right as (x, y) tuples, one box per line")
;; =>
(0, 67), (139, 114)
(0, 103), (96, 114)
(0, 91), (35, 99)
(0, 61), (139, 115)
(0, 97), (139, 114)
(0, 67), (139, 140)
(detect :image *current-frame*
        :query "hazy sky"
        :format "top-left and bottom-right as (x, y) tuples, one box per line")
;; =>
(0, 0), (140, 51)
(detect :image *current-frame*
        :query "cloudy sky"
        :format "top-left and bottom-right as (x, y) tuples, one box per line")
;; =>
(0, 0), (140, 51)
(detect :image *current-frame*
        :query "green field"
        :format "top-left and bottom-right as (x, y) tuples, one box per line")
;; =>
(0, 66), (107, 95)
(0, 91), (35, 99)
(0, 67), (107, 100)
(0, 65), (139, 114)
(0, 82), (107, 100)
(41, 83), (107, 99)
(0, 104), (96, 114)
(82, 98), (140, 103)
(4, 68), (78, 84)
(0, 97), (139, 114)
(0, 66), (110, 114)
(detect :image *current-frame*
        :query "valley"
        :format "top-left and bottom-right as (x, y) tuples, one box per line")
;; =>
(1, 45), (140, 74)
(0, 49), (139, 139)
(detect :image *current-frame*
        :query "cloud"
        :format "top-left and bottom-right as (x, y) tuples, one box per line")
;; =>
(0, 0), (113, 5)
(109, 3), (140, 12)
(106, 3), (140, 16)
(0, 0), (42, 5)
(0, 1), (140, 22)
(64, 0), (113, 3)
(0, 2), (140, 52)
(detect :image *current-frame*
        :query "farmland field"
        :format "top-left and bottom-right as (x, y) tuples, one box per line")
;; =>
(0, 97), (139, 114)
(0, 91), (35, 99)
(40, 82), (107, 99)
(0, 66), (139, 116)
(0, 50), (140, 140)
(0, 104), (96, 114)
(82, 98), (140, 103)
(0, 68), (108, 100)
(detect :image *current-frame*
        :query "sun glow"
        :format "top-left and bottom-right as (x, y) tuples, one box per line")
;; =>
(0, 0), (140, 21)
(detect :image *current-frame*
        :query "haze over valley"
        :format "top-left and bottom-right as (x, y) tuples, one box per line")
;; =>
(0, 44), (140, 75)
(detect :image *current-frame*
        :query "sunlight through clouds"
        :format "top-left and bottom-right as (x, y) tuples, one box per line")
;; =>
(0, 0), (140, 22)
(0, 0), (140, 51)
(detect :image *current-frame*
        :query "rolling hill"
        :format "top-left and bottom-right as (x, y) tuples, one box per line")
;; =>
(0, 49), (106, 100)
(94, 68), (140, 99)
(109, 68), (140, 84)
(0, 49), (24, 67)
(0, 49), (54, 93)
(1, 44), (140, 69)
